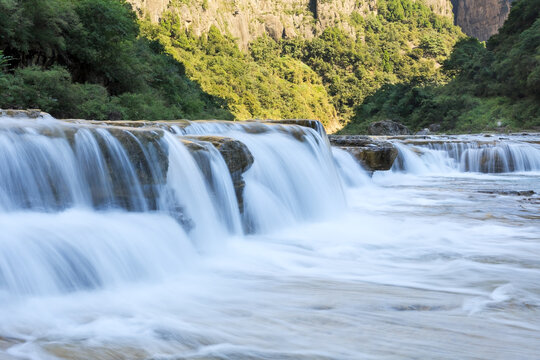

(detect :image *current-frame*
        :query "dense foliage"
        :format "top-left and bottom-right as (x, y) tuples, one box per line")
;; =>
(344, 0), (540, 133)
(141, 19), (340, 129)
(0, 0), (231, 120)
(142, 0), (462, 129)
(5, 0), (532, 132)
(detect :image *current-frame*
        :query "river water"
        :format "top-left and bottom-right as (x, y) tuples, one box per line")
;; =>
(0, 114), (539, 359)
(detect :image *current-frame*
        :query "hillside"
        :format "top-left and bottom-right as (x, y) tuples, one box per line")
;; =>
(0, 0), (463, 131)
(343, 0), (540, 133)
(0, 0), (232, 121)
(138, 0), (463, 130)
(130, 0), (454, 48)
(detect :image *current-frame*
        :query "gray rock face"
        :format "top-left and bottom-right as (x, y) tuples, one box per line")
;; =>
(451, 0), (514, 41)
(127, 0), (453, 49)
(329, 135), (398, 171)
(368, 120), (411, 136)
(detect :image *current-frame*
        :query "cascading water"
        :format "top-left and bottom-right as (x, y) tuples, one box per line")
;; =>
(0, 112), (347, 296)
(391, 136), (540, 174)
(1, 111), (539, 360)
(175, 121), (347, 232)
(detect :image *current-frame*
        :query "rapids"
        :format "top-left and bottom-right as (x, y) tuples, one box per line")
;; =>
(0, 112), (539, 359)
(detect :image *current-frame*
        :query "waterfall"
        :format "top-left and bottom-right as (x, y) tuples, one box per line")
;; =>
(391, 138), (540, 174)
(0, 112), (347, 296)
(332, 147), (371, 187)
(172, 121), (346, 233)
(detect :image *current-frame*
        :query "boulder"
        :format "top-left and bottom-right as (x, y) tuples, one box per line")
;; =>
(328, 135), (398, 171)
(368, 120), (411, 136)
(428, 123), (441, 133)
(182, 136), (254, 212)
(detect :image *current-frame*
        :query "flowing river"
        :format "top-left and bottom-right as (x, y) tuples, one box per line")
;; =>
(0, 112), (539, 359)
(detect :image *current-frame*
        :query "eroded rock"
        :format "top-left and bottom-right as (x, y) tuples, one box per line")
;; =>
(182, 136), (254, 212)
(329, 135), (398, 171)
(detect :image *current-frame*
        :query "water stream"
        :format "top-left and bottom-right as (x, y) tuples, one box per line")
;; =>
(0, 114), (539, 359)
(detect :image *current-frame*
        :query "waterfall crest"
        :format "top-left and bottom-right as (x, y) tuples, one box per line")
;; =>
(391, 137), (540, 174)
(0, 112), (346, 295)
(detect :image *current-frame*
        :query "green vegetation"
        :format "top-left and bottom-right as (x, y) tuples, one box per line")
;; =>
(6, 0), (531, 132)
(140, 0), (461, 129)
(141, 18), (340, 129)
(343, 0), (540, 133)
(0, 0), (231, 120)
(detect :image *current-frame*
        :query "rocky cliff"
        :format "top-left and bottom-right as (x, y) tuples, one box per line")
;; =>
(451, 0), (514, 41)
(129, 0), (453, 48)
(130, 0), (514, 46)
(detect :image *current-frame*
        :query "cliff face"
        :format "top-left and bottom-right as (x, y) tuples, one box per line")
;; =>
(451, 0), (514, 40)
(128, 0), (453, 48)
(129, 0), (169, 20)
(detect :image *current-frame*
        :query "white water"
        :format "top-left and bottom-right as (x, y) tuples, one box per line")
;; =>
(391, 135), (540, 174)
(1, 115), (539, 359)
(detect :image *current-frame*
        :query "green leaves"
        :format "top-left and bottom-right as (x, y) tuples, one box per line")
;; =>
(0, 0), (233, 121)
(344, 0), (540, 133)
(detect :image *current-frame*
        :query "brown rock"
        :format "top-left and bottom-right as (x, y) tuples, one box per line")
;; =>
(182, 136), (254, 212)
(329, 135), (398, 171)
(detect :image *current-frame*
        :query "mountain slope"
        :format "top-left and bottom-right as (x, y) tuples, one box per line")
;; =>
(0, 0), (231, 120)
(139, 0), (463, 130)
(344, 0), (540, 133)
(130, 0), (454, 48)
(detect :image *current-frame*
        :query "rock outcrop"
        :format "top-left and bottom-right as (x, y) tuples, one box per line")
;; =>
(368, 120), (411, 136)
(451, 0), (514, 41)
(128, 0), (515, 51)
(128, 0), (453, 49)
(329, 135), (398, 171)
(182, 135), (254, 212)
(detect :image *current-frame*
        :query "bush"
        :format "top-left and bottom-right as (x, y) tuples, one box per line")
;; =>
(0, 0), (233, 120)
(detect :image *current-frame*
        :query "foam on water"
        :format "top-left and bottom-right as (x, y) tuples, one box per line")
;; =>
(1, 114), (539, 359)
(392, 136), (540, 174)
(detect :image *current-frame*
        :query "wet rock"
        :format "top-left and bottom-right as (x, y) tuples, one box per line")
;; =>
(92, 127), (168, 210)
(328, 135), (371, 147)
(368, 120), (411, 136)
(61, 125), (169, 211)
(183, 136), (254, 212)
(416, 128), (430, 135)
(479, 190), (536, 196)
(187, 136), (254, 178)
(64, 119), (192, 133)
(329, 135), (398, 171)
